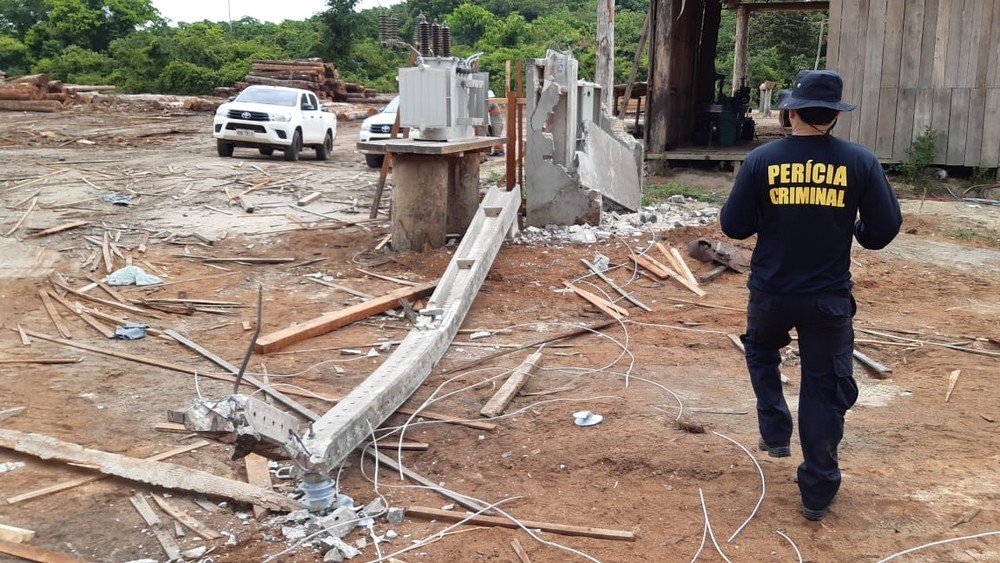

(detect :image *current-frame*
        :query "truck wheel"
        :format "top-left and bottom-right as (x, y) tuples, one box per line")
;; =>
(259, 147), (274, 156)
(365, 154), (384, 168)
(284, 130), (302, 161)
(316, 130), (333, 161)
(217, 140), (234, 157)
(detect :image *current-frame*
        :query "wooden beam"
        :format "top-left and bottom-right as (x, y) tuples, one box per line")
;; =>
(243, 454), (272, 520)
(254, 282), (437, 353)
(634, 254), (706, 297)
(38, 290), (73, 339)
(0, 523), (35, 544)
(564, 282), (629, 320)
(480, 350), (542, 418)
(0, 539), (86, 563)
(732, 3), (751, 94)
(365, 449), (493, 514)
(0, 429), (299, 511)
(404, 506), (636, 542)
(0, 358), (80, 365)
(28, 221), (88, 239)
(129, 494), (181, 561)
(355, 268), (419, 287)
(581, 259), (652, 312)
(44, 289), (115, 339)
(511, 538), (532, 563)
(150, 494), (222, 540)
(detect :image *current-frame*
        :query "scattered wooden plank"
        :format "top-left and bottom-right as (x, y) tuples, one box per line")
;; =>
(52, 281), (155, 317)
(129, 494), (181, 561)
(365, 449), (493, 515)
(480, 350), (542, 418)
(44, 289), (115, 339)
(137, 233), (149, 253)
(355, 268), (418, 287)
(727, 333), (745, 353)
(374, 233), (392, 251)
(17, 325), (30, 346)
(228, 179), (272, 203)
(0, 407), (26, 424)
(304, 277), (375, 299)
(0, 430), (298, 511)
(663, 297), (742, 312)
(404, 506), (636, 542)
(28, 221), (88, 238)
(0, 523), (35, 543)
(634, 254), (706, 297)
(38, 290), (73, 339)
(654, 242), (684, 273)
(243, 454), (272, 520)
(6, 441), (209, 505)
(0, 538), (86, 563)
(853, 349), (892, 378)
(374, 441), (429, 451)
(154, 422), (189, 434)
(101, 232), (114, 274)
(151, 494), (222, 540)
(198, 257), (296, 264)
(563, 282), (629, 320)
(0, 358), (80, 365)
(3, 196), (37, 237)
(297, 192), (321, 206)
(945, 369), (961, 402)
(668, 247), (700, 288)
(581, 259), (651, 312)
(511, 538), (532, 563)
(255, 281), (437, 353)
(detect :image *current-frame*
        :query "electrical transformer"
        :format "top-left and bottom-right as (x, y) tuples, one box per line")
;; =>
(397, 57), (489, 142)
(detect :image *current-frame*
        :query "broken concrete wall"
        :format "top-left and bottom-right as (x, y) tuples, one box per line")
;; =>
(525, 50), (643, 227)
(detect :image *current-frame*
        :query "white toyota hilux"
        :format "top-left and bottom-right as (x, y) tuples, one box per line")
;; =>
(213, 85), (337, 161)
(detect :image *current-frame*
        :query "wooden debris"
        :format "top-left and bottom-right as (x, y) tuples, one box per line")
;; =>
(0, 430), (298, 511)
(150, 494), (222, 540)
(101, 232), (114, 274)
(244, 454), (273, 520)
(511, 538), (532, 563)
(480, 351), (543, 418)
(6, 441), (209, 505)
(44, 290), (115, 339)
(0, 407), (26, 424)
(374, 441), (429, 451)
(668, 246), (700, 287)
(950, 507), (980, 528)
(0, 538), (86, 563)
(564, 282), (629, 320)
(297, 192), (321, 206)
(192, 256), (295, 264)
(17, 325), (30, 346)
(581, 259), (651, 312)
(129, 494), (181, 561)
(304, 277), (374, 299)
(404, 506), (636, 541)
(664, 297), (742, 312)
(3, 196), (37, 237)
(727, 333), (745, 353)
(687, 407), (749, 415)
(853, 349), (892, 378)
(38, 290), (74, 339)
(374, 233), (392, 251)
(0, 523), (35, 544)
(636, 253), (706, 297)
(255, 281), (437, 353)
(0, 358), (80, 365)
(366, 449), (493, 515)
(242, 320), (253, 331)
(355, 268), (418, 287)
(228, 179), (272, 203)
(945, 369), (962, 402)
(52, 281), (155, 317)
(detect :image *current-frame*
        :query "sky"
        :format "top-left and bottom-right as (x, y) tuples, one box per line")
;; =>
(152, 0), (404, 25)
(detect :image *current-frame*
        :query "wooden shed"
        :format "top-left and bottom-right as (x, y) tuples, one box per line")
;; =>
(643, 0), (1000, 170)
(827, 0), (1000, 168)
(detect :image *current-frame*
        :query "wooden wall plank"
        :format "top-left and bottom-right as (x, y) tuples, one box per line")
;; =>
(859, 0), (887, 148)
(827, 0), (843, 70)
(945, 88), (970, 165)
(918, 0), (940, 88)
(974, 0), (994, 87)
(989, 1), (1000, 87)
(932, 0), (952, 88)
(899, 0), (925, 88)
(836, 0), (862, 138)
(965, 88), (987, 167)
(892, 88), (917, 161)
(931, 88), (952, 161)
(850, 0), (872, 142)
(875, 87), (899, 158)
(981, 89), (1000, 166)
(943, 0), (965, 87)
(881, 0), (905, 88)
(912, 88), (934, 145)
(957, 1), (979, 87)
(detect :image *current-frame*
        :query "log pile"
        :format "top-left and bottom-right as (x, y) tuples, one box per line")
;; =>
(0, 73), (118, 112)
(230, 59), (376, 102)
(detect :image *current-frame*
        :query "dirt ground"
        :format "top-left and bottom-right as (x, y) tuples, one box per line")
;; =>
(0, 105), (998, 563)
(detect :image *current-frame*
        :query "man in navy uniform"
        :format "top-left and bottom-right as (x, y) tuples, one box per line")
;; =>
(720, 70), (902, 521)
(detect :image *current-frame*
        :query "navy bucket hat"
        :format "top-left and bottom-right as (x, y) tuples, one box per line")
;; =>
(777, 70), (856, 112)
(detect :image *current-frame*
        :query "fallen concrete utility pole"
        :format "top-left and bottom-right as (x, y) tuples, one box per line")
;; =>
(0, 429), (299, 511)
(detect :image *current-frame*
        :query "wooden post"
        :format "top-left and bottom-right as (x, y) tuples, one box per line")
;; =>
(506, 89), (517, 190)
(732, 3), (751, 94)
(619, 6), (651, 119)
(391, 156), (450, 251)
(516, 60), (525, 189)
(596, 0), (616, 111)
(647, 0), (673, 156)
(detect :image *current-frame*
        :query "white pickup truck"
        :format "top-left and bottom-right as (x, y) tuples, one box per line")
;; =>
(213, 85), (337, 161)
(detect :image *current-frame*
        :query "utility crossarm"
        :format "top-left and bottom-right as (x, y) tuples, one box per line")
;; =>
(724, 1), (830, 12)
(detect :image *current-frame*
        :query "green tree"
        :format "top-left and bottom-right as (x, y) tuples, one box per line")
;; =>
(32, 44), (113, 83)
(0, 36), (31, 74)
(23, 0), (161, 56)
(446, 3), (498, 46)
(323, 0), (360, 62)
(157, 60), (217, 94)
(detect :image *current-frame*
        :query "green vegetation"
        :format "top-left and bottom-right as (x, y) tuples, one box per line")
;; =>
(642, 182), (719, 206)
(950, 227), (1000, 247)
(0, 0), (828, 97)
(896, 127), (941, 193)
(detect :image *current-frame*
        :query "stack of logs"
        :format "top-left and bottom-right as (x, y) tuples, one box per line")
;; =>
(0, 73), (116, 112)
(217, 59), (375, 102)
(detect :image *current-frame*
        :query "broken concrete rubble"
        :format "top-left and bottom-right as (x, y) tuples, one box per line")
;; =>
(525, 50), (643, 227)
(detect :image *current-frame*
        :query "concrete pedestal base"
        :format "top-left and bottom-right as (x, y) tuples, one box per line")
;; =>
(391, 153), (483, 252)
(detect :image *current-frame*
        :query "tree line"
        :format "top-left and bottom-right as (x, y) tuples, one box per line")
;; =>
(0, 0), (825, 100)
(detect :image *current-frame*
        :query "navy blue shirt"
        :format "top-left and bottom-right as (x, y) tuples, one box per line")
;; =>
(720, 135), (902, 294)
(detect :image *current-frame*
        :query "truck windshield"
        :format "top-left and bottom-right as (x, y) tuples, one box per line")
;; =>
(237, 89), (298, 107)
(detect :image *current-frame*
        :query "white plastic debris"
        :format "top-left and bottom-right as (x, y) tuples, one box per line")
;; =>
(0, 461), (26, 474)
(468, 331), (492, 340)
(106, 265), (162, 286)
(573, 410), (604, 427)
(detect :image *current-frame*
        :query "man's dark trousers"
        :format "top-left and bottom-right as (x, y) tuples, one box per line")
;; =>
(741, 289), (860, 511)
